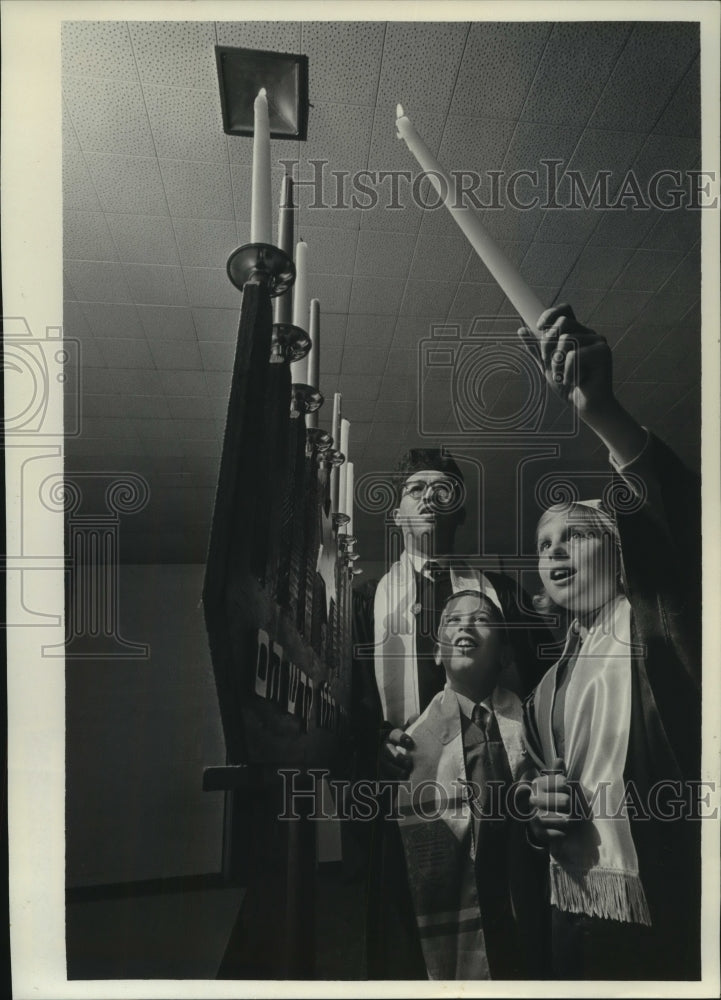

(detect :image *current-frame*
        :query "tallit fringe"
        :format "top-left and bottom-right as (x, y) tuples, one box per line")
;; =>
(550, 863), (652, 927)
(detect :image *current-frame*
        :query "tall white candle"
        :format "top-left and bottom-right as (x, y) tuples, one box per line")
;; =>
(346, 462), (354, 537)
(292, 240), (309, 331)
(274, 174), (294, 327)
(290, 240), (309, 382)
(250, 89), (272, 245)
(396, 104), (545, 334)
(306, 299), (320, 429)
(339, 418), (350, 520)
(330, 393), (342, 513)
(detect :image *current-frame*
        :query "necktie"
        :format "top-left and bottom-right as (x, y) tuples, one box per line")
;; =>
(414, 562), (453, 712)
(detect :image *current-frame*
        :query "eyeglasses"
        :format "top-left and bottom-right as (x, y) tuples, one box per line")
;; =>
(401, 479), (459, 502)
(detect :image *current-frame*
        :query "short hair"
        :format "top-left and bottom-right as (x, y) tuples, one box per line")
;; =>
(439, 588), (509, 642)
(394, 449), (465, 508)
(533, 501), (623, 615)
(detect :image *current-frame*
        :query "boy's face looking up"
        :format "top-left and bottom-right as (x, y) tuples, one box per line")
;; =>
(434, 591), (507, 703)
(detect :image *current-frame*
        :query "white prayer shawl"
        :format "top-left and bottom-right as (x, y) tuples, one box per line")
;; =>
(396, 685), (527, 980)
(373, 552), (502, 727)
(533, 595), (651, 926)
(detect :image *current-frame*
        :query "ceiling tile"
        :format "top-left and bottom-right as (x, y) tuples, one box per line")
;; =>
(159, 371), (209, 396)
(378, 22), (468, 115)
(384, 349), (416, 376)
(172, 218), (239, 270)
(563, 245), (636, 291)
(64, 75), (155, 157)
(588, 208), (659, 250)
(319, 346), (343, 375)
(198, 341), (235, 371)
(450, 22), (552, 119)
(80, 301), (145, 339)
(122, 264), (189, 307)
(61, 21), (138, 81)
(183, 268), (241, 309)
(520, 23), (630, 126)
(447, 283), (505, 320)
(137, 305), (197, 341)
(84, 369), (162, 396)
(642, 208), (700, 253)
(400, 279), (455, 318)
(338, 374), (382, 399)
(159, 159), (234, 219)
(341, 347), (389, 375)
(79, 415), (139, 440)
(345, 314), (395, 349)
(497, 286), (556, 319)
(180, 438), (221, 458)
(653, 54), (700, 139)
(173, 418), (218, 440)
(64, 211), (118, 261)
(71, 336), (104, 369)
(85, 153), (169, 215)
(62, 153), (103, 213)
(106, 215), (180, 266)
(203, 371), (232, 398)
(409, 230), (471, 284)
(166, 396), (214, 420)
(64, 260), (132, 303)
(308, 273), (352, 314)
(588, 289), (655, 327)
(128, 21), (218, 90)
(379, 374), (417, 401)
(192, 308), (238, 342)
(359, 198), (422, 234)
(82, 393), (170, 420)
(134, 418), (180, 442)
(612, 249), (686, 293)
(630, 133), (699, 189)
(554, 288), (606, 323)
(148, 339), (203, 371)
(216, 20), (302, 50)
(300, 226), (359, 276)
(392, 316), (448, 349)
(303, 102), (375, 174)
(350, 276), (405, 316)
(374, 398), (416, 423)
(145, 86), (226, 162)
(355, 230), (413, 280)
(519, 243), (579, 289)
(589, 22), (699, 133)
(317, 313), (347, 347)
(98, 338), (155, 370)
(303, 21), (385, 107)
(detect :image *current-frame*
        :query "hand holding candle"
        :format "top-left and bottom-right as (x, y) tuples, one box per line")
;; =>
(395, 104), (545, 335)
(250, 89), (272, 245)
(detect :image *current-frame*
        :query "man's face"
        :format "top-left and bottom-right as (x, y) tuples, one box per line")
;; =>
(433, 592), (506, 696)
(392, 469), (462, 548)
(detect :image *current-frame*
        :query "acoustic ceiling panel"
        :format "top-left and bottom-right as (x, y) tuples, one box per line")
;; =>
(64, 75), (155, 157)
(377, 22), (469, 116)
(302, 21), (385, 108)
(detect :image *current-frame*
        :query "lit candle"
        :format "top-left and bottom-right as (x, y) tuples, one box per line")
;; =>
(331, 393), (341, 513)
(339, 418), (350, 521)
(306, 299), (320, 429)
(250, 89), (272, 245)
(395, 104), (545, 334)
(346, 462), (354, 537)
(273, 175), (294, 327)
(292, 240), (309, 331)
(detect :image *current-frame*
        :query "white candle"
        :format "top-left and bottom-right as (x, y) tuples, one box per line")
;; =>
(292, 240), (309, 331)
(396, 104), (545, 334)
(250, 89), (272, 245)
(346, 462), (354, 537)
(330, 393), (341, 513)
(274, 174), (294, 327)
(306, 299), (320, 429)
(339, 418), (350, 520)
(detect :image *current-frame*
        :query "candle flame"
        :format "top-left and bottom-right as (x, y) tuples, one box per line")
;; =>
(396, 103), (405, 118)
